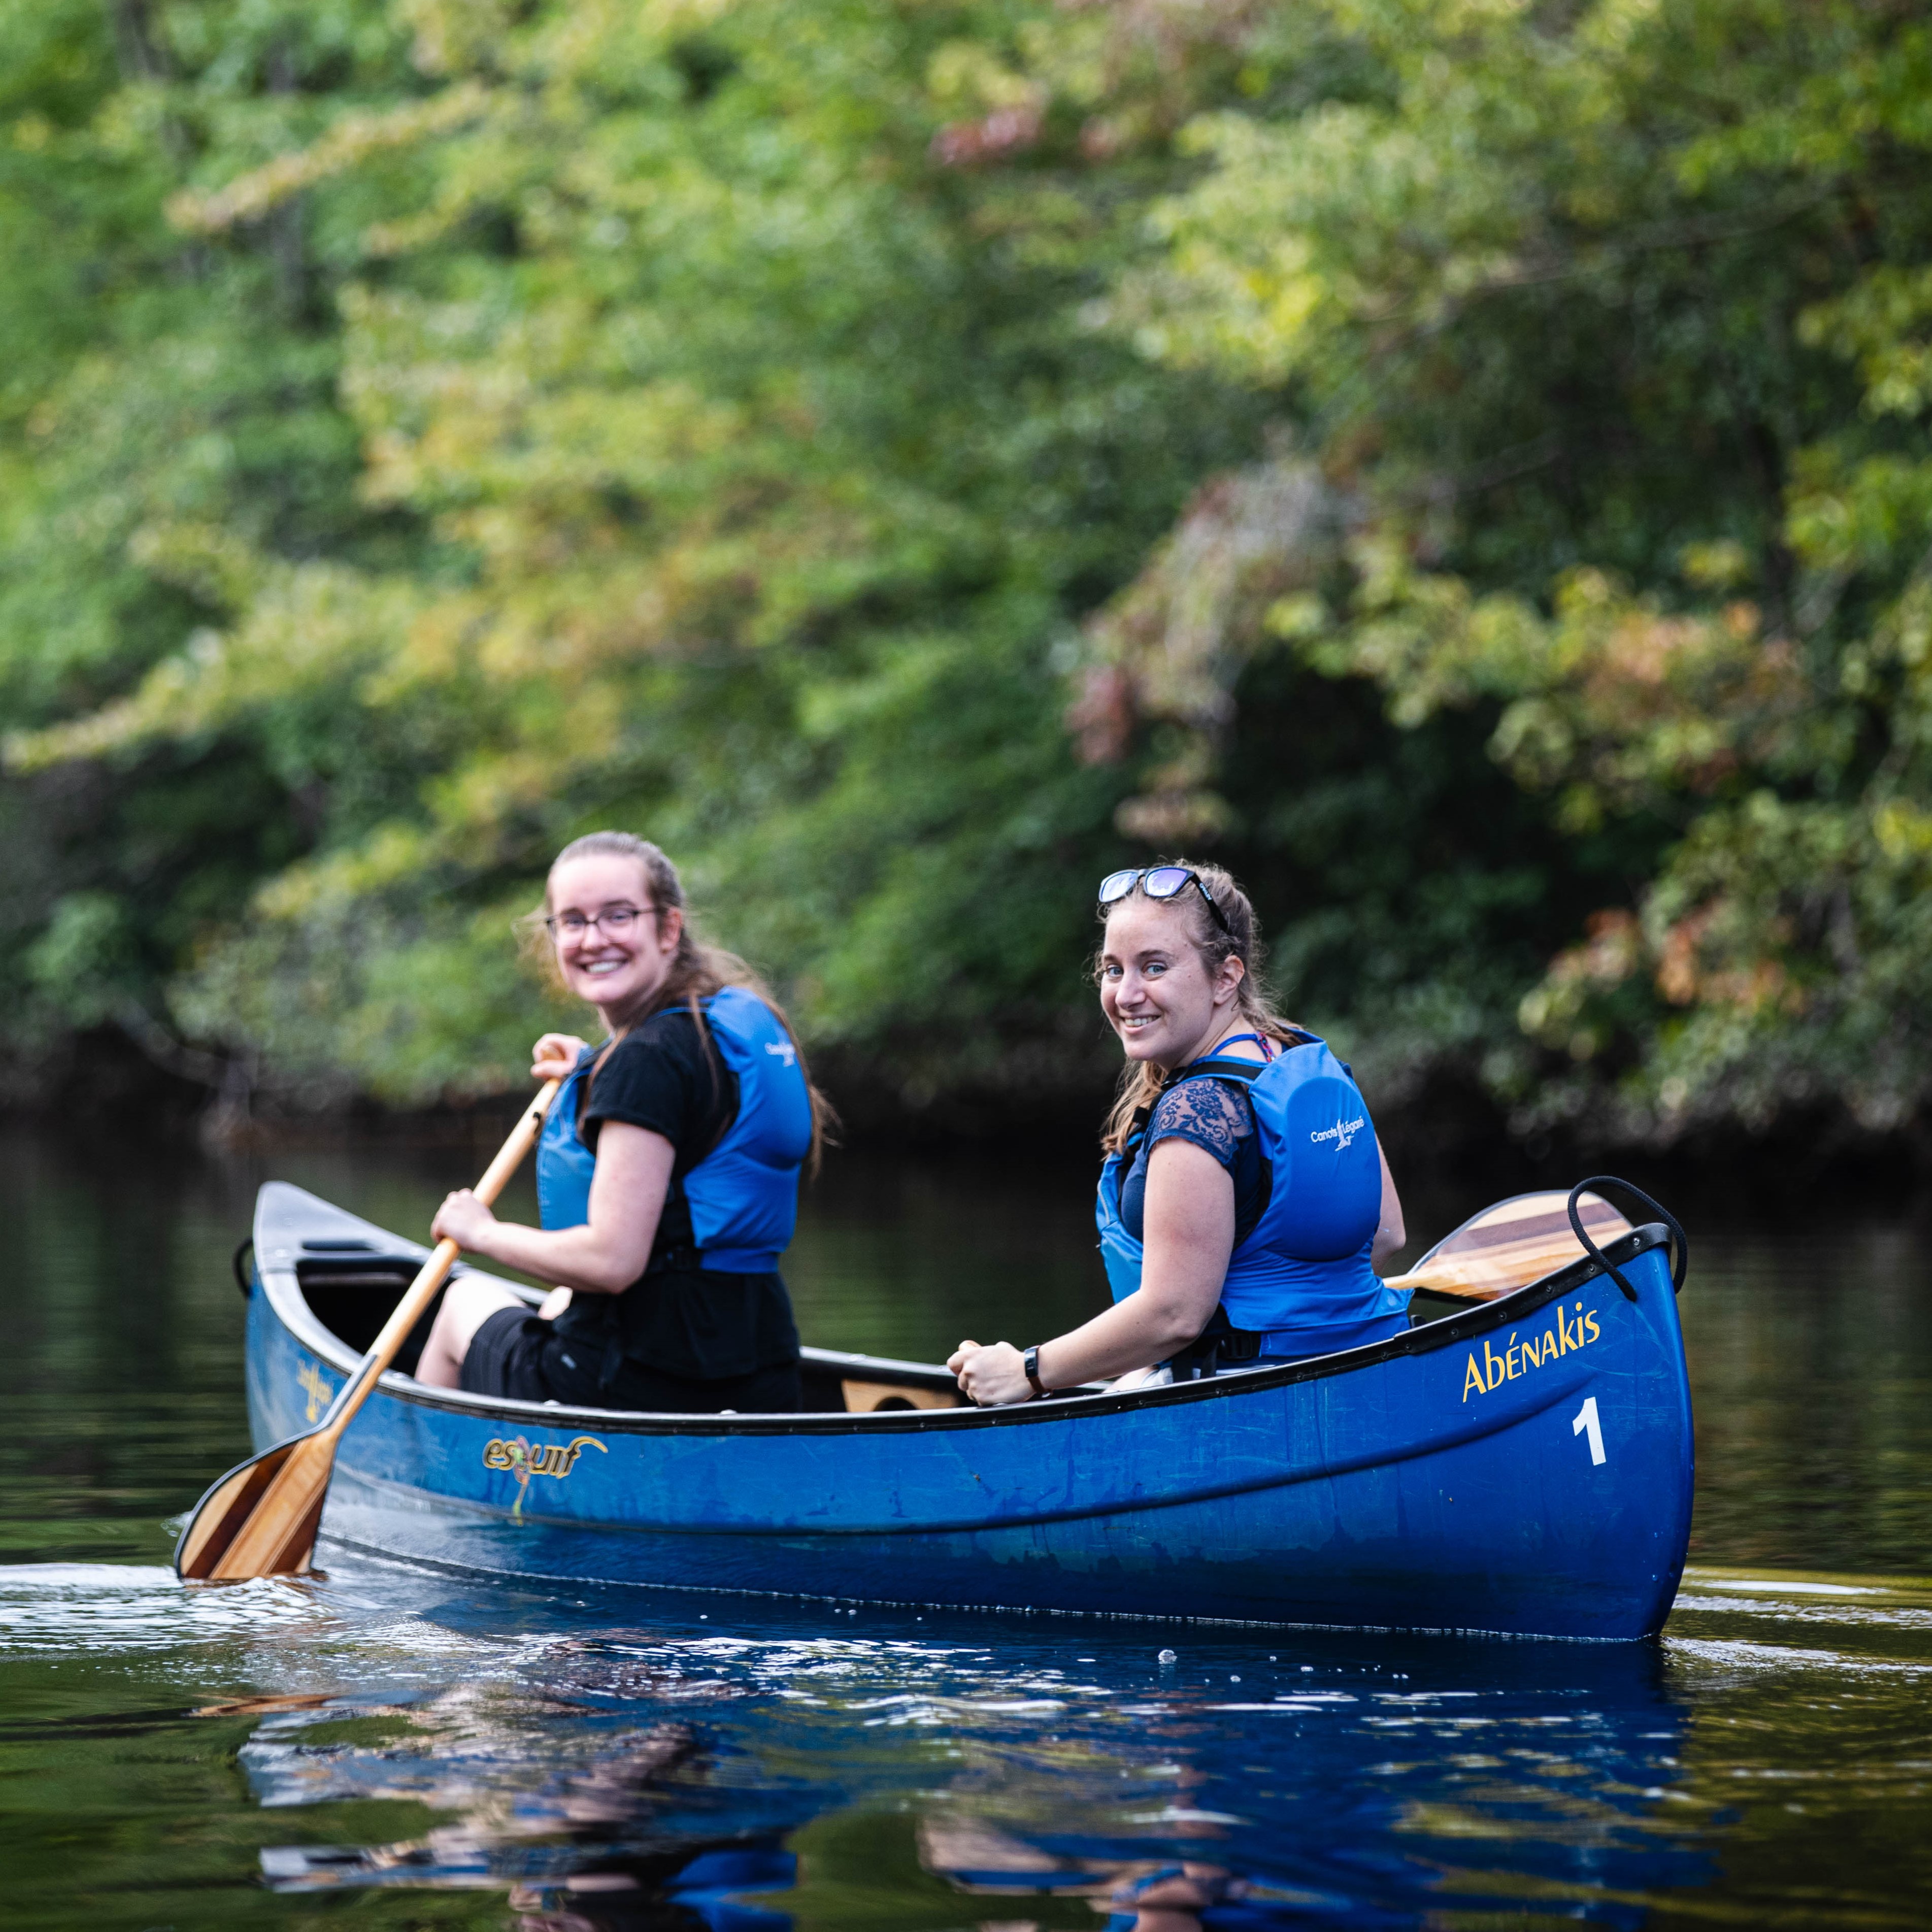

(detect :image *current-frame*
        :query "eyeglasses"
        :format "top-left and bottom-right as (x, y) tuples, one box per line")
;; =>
(545, 903), (652, 939)
(1097, 866), (1231, 935)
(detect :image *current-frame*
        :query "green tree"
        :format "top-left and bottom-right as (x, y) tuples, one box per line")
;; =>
(0, 1), (433, 1101)
(6, 0), (1265, 1111)
(1063, 0), (1932, 1145)
(7, 0), (1931, 1157)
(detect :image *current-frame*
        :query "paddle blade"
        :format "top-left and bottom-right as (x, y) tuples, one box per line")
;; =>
(176, 1439), (297, 1579)
(174, 1433), (328, 1582)
(1390, 1189), (1636, 1303)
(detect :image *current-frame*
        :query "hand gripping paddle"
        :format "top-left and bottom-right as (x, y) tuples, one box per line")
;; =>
(174, 1079), (562, 1581)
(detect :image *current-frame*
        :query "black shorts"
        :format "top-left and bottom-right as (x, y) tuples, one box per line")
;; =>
(459, 1306), (800, 1414)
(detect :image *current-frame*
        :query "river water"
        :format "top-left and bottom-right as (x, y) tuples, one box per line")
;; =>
(3, 1129), (1929, 1927)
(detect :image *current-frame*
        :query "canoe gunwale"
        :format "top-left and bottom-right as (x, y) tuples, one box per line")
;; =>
(254, 1182), (1675, 1438)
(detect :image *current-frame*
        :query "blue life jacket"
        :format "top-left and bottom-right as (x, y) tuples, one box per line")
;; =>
(537, 1044), (603, 1234)
(534, 986), (814, 1272)
(1095, 1035), (1409, 1356)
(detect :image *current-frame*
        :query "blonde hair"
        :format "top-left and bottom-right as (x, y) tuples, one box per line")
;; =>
(532, 831), (835, 1172)
(1096, 859), (1304, 1153)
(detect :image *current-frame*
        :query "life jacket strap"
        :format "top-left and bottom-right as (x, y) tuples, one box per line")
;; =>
(1169, 1307), (1268, 1381)
(643, 1242), (706, 1276)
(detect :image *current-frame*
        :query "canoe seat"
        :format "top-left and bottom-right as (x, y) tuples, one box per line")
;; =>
(797, 1348), (970, 1413)
(840, 1378), (965, 1414)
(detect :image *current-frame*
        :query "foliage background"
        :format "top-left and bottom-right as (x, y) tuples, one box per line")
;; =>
(2, 0), (1927, 1155)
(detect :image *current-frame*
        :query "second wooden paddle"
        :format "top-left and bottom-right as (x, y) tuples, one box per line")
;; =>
(1382, 1188), (1636, 1304)
(175, 1077), (562, 1582)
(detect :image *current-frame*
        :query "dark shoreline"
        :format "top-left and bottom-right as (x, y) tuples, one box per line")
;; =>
(16, 1027), (1930, 1229)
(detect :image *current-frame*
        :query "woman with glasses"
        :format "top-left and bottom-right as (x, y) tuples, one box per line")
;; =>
(950, 862), (1408, 1406)
(416, 832), (831, 1414)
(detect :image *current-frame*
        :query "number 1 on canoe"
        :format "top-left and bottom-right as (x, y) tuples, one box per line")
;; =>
(1573, 1395), (1607, 1466)
(174, 1079), (562, 1582)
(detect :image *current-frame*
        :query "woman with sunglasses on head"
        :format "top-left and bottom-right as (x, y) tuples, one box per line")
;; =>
(415, 832), (832, 1414)
(949, 862), (1408, 1406)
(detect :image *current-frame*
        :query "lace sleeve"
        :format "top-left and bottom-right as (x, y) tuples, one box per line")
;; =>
(1145, 1078), (1255, 1172)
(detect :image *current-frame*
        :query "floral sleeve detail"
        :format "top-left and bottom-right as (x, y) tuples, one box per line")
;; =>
(1145, 1078), (1254, 1172)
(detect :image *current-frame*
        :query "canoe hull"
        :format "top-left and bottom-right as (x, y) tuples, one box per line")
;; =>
(244, 1188), (1692, 1638)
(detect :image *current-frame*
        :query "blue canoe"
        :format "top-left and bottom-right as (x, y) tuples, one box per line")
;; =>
(230, 1180), (1693, 1639)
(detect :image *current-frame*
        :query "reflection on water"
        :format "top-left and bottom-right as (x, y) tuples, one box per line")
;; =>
(1679, 1224), (1932, 1574)
(0, 1559), (1645, 1923)
(4, 1551), (1931, 1927)
(2, 1128), (1931, 1926)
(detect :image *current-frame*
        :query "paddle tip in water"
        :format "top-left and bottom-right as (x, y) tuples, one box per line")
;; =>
(175, 1436), (324, 1582)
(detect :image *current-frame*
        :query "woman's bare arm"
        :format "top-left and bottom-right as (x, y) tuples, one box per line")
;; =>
(951, 1139), (1231, 1404)
(1372, 1141), (1406, 1269)
(431, 1119), (673, 1294)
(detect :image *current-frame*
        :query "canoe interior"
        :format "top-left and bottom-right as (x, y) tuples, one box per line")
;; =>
(291, 1249), (969, 1414)
(1406, 1284), (1484, 1325)
(289, 1243), (1473, 1416)
(294, 1251), (446, 1380)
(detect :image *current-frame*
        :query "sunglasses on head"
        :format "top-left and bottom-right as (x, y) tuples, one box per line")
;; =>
(1097, 865), (1231, 935)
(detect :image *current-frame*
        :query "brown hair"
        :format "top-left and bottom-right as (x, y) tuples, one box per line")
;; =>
(1096, 859), (1304, 1153)
(534, 831), (836, 1172)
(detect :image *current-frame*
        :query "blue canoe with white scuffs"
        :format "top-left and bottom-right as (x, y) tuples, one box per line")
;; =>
(234, 1180), (1693, 1639)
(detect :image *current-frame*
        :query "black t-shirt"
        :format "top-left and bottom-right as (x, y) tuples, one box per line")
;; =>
(582, 1006), (739, 1261)
(554, 1005), (800, 1383)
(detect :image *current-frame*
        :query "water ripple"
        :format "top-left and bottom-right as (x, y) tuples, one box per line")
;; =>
(0, 1561), (331, 1654)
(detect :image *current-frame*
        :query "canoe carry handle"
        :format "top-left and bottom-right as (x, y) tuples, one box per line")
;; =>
(232, 1237), (255, 1299)
(1567, 1176), (1689, 1301)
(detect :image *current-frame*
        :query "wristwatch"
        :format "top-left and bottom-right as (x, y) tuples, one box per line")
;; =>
(1022, 1345), (1047, 1398)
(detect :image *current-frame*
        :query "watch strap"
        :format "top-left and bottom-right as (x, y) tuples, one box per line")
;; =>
(1023, 1345), (1046, 1397)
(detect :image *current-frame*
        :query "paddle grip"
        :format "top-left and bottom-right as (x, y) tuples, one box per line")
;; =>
(319, 1078), (563, 1439)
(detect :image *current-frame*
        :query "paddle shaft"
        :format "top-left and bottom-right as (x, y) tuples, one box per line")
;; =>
(179, 1078), (560, 1581)
(313, 1075), (564, 1439)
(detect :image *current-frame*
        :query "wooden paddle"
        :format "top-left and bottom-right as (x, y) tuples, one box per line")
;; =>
(1381, 1188), (1637, 1305)
(175, 1078), (562, 1582)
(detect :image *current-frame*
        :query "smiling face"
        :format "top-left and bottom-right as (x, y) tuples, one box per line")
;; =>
(547, 852), (683, 1023)
(1098, 896), (1245, 1071)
